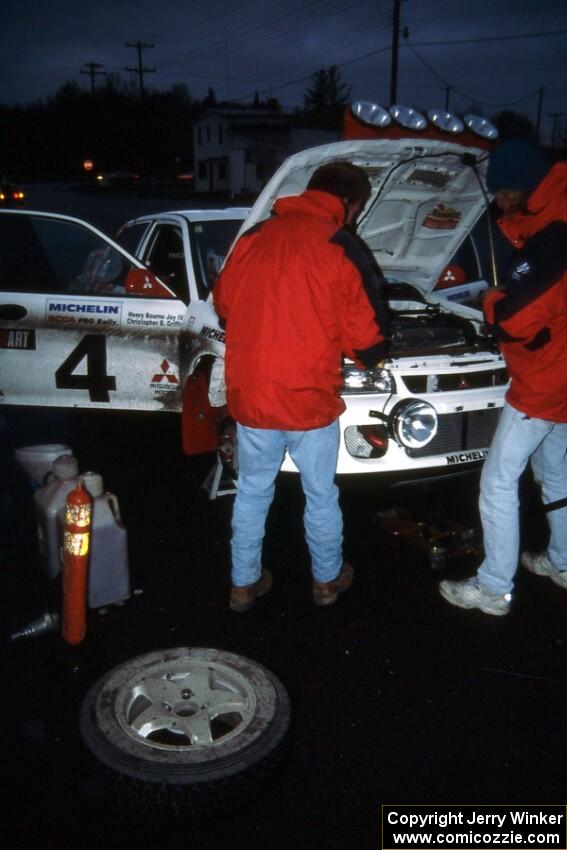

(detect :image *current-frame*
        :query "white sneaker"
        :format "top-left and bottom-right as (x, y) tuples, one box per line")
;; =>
(521, 551), (567, 590)
(439, 576), (511, 616)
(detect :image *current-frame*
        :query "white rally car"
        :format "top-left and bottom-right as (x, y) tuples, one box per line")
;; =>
(0, 208), (248, 416)
(181, 105), (512, 483)
(0, 104), (510, 486)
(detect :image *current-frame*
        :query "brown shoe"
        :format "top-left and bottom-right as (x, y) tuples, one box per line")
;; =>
(313, 562), (354, 606)
(229, 569), (273, 612)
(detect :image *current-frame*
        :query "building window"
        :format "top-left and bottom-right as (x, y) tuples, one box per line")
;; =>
(218, 124), (223, 144)
(198, 162), (207, 180)
(218, 161), (227, 180)
(206, 125), (210, 142)
(197, 127), (202, 146)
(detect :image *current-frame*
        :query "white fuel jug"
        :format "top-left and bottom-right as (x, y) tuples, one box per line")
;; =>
(81, 471), (130, 608)
(34, 454), (80, 579)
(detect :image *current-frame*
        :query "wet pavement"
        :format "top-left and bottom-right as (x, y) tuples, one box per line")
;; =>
(1, 407), (565, 849)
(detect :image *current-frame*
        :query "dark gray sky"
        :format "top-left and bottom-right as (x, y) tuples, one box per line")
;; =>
(1, 0), (566, 144)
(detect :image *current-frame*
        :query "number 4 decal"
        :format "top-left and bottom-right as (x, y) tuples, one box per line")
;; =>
(56, 335), (116, 402)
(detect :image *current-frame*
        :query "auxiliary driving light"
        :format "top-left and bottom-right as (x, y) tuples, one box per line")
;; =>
(463, 114), (499, 140)
(389, 105), (427, 131)
(427, 110), (464, 134)
(351, 101), (392, 128)
(391, 399), (438, 449)
(344, 425), (389, 459)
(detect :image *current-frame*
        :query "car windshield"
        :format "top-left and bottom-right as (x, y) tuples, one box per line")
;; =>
(189, 219), (243, 299)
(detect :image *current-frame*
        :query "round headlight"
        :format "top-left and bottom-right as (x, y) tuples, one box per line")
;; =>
(391, 399), (438, 449)
(389, 105), (427, 131)
(351, 101), (392, 128)
(463, 114), (499, 140)
(427, 109), (464, 134)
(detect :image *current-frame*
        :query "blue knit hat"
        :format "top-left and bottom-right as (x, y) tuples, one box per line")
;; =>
(486, 139), (550, 194)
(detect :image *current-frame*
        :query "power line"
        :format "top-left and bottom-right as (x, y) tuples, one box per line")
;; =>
(407, 27), (567, 48)
(405, 42), (539, 110)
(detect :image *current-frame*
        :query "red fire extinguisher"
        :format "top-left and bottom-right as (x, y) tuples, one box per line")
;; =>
(62, 482), (92, 645)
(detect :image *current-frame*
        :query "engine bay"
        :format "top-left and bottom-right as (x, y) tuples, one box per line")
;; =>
(384, 282), (497, 357)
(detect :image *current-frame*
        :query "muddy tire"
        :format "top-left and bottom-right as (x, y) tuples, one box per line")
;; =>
(79, 647), (290, 812)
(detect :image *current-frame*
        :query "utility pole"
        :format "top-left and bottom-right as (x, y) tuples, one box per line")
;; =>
(80, 62), (106, 94)
(125, 41), (156, 98)
(535, 87), (544, 144)
(444, 85), (453, 112)
(389, 0), (401, 106)
(549, 112), (563, 149)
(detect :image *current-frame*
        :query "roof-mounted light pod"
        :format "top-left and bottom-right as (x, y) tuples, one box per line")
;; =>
(351, 101), (392, 128)
(427, 110), (464, 134)
(389, 105), (427, 131)
(463, 115), (499, 140)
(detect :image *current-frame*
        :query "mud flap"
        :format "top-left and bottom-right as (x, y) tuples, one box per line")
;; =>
(181, 370), (220, 455)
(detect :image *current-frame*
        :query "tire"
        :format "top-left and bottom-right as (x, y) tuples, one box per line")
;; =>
(79, 647), (291, 811)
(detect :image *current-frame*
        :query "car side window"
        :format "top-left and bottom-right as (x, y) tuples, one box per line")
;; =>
(143, 225), (189, 303)
(115, 222), (150, 257)
(1, 214), (60, 292)
(0, 214), (133, 295)
(189, 219), (243, 299)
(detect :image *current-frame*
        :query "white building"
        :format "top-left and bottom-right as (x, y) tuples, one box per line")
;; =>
(192, 108), (337, 197)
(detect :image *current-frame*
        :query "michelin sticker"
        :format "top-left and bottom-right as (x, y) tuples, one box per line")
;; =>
(46, 299), (122, 329)
(201, 325), (226, 344)
(446, 449), (489, 465)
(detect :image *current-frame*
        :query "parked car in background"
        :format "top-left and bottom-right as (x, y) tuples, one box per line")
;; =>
(95, 171), (140, 190)
(0, 181), (25, 206)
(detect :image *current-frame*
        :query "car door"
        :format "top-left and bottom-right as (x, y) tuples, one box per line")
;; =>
(0, 211), (186, 412)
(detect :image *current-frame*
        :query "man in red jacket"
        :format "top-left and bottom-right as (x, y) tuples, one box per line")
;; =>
(214, 161), (389, 611)
(440, 140), (567, 616)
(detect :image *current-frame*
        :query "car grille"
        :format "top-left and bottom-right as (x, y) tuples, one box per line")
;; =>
(402, 368), (508, 393)
(406, 408), (500, 458)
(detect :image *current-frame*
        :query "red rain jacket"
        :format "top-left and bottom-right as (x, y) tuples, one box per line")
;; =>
(213, 190), (389, 430)
(483, 163), (567, 422)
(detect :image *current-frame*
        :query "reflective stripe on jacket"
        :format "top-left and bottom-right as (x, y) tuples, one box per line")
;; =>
(213, 190), (389, 430)
(483, 163), (567, 422)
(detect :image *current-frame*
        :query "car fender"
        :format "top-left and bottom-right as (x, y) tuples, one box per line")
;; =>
(180, 299), (227, 455)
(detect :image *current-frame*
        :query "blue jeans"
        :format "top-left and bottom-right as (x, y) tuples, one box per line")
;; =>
(231, 420), (343, 586)
(478, 402), (567, 595)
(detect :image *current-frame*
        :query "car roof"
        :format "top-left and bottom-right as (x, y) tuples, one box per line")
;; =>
(126, 208), (251, 226)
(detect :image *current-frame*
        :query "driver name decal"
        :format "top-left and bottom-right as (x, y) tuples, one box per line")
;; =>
(0, 328), (36, 349)
(446, 449), (488, 465)
(46, 299), (122, 329)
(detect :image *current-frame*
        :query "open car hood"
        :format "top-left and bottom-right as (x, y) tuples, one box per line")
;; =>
(240, 138), (492, 295)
